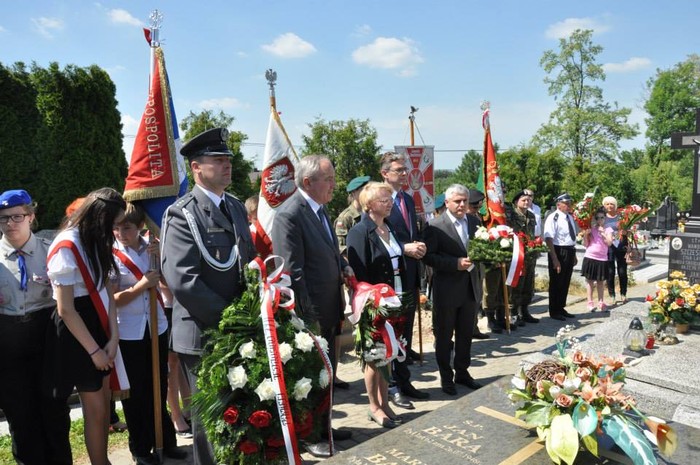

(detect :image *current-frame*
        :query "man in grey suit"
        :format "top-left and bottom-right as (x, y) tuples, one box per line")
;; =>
(271, 154), (353, 458)
(423, 184), (483, 396)
(161, 128), (255, 465)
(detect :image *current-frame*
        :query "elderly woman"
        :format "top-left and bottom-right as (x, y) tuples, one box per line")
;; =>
(602, 196), (628, 304)
(347, 181), (406, 429)
(0, 189), (71, 465)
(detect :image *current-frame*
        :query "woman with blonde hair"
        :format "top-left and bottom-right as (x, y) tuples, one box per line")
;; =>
(347, 181), (406, 429)
(602, 196), (628, 304)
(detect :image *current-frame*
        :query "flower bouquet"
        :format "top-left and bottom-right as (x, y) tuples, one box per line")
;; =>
(349, 279), (409, 378)
(572, 191), (597, 230)
(618, 205), (653, 232)
(508, 326), (677, 465)
(193, 257), (332, 465)
(646, 270), (700, 325)
(519, 232), (548, 259)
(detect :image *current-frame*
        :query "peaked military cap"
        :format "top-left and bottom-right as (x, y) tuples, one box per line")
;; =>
(555, 193), (573, 203)
(0, 189), (32, 209)
(346, 175), (371, 193)
(180, 127), (233, 159)
(468, 188), (485, 205)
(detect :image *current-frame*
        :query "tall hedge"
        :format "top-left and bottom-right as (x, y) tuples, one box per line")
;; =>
(0, 61), (127, 228)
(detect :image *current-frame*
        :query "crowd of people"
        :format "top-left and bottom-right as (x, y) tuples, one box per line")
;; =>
(0, 126), (633, 464)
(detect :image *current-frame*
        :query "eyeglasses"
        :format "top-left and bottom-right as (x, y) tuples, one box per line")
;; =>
(388, 168), (408, 174)
(0, 214), (30, 224)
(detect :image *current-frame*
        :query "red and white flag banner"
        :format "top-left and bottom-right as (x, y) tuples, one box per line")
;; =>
(394, 145), (435, 215)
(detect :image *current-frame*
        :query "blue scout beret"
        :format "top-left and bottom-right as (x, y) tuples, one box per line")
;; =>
(434, 193), (445, 209)
(180, 128), (233, 159)
(346, 175), (371, 193)
(0, 189), (32, 210)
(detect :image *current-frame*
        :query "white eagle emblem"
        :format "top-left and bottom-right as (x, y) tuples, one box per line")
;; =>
(262, 158), (296, 207)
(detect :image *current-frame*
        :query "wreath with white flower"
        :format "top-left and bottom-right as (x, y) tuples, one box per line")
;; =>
(193, 258), (332, 465)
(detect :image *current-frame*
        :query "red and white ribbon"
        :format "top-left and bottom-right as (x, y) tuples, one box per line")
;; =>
(249, 255), (301, 464)
(506, 233), (526, 287)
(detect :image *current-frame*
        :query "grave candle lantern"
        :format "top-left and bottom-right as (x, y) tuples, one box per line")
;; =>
(623, 317), (646, 352)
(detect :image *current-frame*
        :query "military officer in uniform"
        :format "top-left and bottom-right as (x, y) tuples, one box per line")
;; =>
(507, 190), (540, 325)
(334, 175), (370, 259)
(543, 193), (578, 321)
(0, 189), (71, 465)
(161, 128), (256, 465)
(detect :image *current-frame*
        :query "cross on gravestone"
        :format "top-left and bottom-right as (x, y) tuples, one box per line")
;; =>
(671, 108), (700, 233)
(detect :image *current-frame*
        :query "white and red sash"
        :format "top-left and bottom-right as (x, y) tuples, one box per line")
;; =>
(47, 230), (130, 393)
(112, 246), (166, 312)
(506, 233), (526, 287)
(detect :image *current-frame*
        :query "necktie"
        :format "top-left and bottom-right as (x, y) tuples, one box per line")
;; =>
(219, 199), (232, 223)
(317, 207), (332, 240)
(397, 191), (410, 231)
(567, 215), (576, 241)
(456, 220), (468, 248)
(16, 250), (27, 291)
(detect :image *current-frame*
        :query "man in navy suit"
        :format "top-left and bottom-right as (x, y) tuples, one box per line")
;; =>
(379, 152), (429, 409)
(271, 154), (354, 458)
(423, 184), (483, 395)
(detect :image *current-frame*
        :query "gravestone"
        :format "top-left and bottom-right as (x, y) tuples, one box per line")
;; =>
(324, 378), (695, 465)
(649, 196), (678, 236)
(669, 108), (700, 282)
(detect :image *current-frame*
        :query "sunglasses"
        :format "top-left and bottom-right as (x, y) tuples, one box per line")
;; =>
(595, 216), (606, 220)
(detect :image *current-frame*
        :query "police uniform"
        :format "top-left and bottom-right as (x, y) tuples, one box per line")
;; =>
(334, 175), (370, 256)
(160, 128), (255, 465)
(0, 190), (71, 465)
(508, 191), (539, 324)
(543, 193), (578, 320)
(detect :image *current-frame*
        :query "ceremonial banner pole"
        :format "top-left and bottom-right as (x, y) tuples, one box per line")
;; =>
(501, 263), (511, 334)
(409, 106), (423, 364)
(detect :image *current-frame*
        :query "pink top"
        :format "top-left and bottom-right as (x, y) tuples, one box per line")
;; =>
(584, 227), (612, 261)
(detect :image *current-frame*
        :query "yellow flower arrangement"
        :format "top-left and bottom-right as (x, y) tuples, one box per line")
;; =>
(646, 271), (700, 325)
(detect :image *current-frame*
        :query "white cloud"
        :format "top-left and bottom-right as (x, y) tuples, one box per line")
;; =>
(545, 17), (610, 39)
(199, 97), (249, 110)
(353, 24), (372, 37)
(0, 25), (6, 33)
(236, 51), (248, 58)
(261, 33), (317, 58)
(602, 57), (652, 74)
(352, 37), (423, 77)
(105, 64), (127, 76)
(31, 17), (64, 39)
(108, 8), (143, 27)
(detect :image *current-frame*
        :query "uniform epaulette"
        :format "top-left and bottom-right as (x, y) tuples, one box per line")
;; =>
(39, 237), (53, 247)
(173, 193), (195, 209)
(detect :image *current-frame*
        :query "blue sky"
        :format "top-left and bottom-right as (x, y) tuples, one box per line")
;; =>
(1, 1), (696, 171)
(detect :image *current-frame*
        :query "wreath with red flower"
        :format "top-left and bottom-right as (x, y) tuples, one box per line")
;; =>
(193, 263), (331, 464)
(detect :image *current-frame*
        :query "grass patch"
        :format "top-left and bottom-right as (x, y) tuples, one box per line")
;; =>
(1, 409), (130, 464)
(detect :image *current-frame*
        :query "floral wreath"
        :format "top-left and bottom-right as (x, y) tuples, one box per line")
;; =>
(193, 256), (333, 464)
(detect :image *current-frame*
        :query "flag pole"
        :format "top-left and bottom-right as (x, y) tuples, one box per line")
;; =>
(147, 9), (164, 460)
(266, 68), (277, 111)
(408, 106), (424, 365)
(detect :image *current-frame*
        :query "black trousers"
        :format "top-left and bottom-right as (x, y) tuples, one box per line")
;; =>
(392, 288), (418, 388)
(548, 246), (576, 316)
(120, 328), (177, 457)
(607, 245), (628, 297)
(0, 308), (71, 465)
(433, 298), (476, 386)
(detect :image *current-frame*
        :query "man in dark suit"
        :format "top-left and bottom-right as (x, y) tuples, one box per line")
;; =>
(424, 184), (483, 395)
(379, 152), (429, 409)
(271, 154), (354, 458)
(161, 128), (255, 465)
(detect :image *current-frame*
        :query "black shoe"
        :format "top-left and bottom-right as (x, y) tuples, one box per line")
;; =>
(333, 379), (350, 389)
(517, 316), (526, 327)
(407, 349), (421, 361)
(562, 310), (576, 318)
(164, 446), (188, 460)
(401, 383), (430, 399)
(132, 454), (159, 465)
(522, 313), (540, 324)
(550, 314), (566, 321)
(332, 428), (352, 441)
(490, 326), (503, 334)
(441, 384), (457, 395)
(304, 442), (331, 458)
(390, 391), (415, 410)
(472, 331), (490, 340)
(455, 376), (482, 390)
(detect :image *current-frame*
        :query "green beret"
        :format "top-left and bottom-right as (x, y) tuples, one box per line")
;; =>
(346, 175), (371, 193)
(434, 193), (445, 209)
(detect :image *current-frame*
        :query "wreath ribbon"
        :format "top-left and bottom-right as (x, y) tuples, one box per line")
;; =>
(506, 233), (525, 287)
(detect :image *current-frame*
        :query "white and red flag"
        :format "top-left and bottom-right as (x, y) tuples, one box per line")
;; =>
(394, 145), (435, 215)
(123, 29), (187, 234)
(254, 107), (298, 258)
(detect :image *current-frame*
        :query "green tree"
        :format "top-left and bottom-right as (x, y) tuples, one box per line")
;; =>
(644, 54), (700, 162)
(535, 29), (638, 168)
(29, 62), (127, 228)
(451, 150), (481, 188)
(433, 169), (454, 198)
(180, 109), (254, 200)
(301, 117), (381, 218)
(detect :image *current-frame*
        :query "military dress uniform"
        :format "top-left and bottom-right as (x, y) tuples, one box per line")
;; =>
(543, 193), (578, 320)
(0, 226), (71, 464)
(507, 192), (539, 324)
(160, 128), (256, 465)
